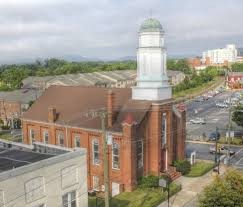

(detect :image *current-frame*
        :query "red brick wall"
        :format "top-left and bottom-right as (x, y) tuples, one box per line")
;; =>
(0, 100), (21, 123)
(227, 75), (243, 89)
(22, 100), (186, 192)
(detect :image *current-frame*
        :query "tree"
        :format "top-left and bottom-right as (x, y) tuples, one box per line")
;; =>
(199, 170), (243, 207)
(232, 104), (243, 127)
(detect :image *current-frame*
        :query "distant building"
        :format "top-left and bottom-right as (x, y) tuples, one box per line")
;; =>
(202, 44), (238, 65)
(0, 89), (41, 126)
(22, 18), (186, 194)
(227, 72), (243, 89)
(237, 47), (243, 56)
(187, 57), (201, 68)
(0, 140), (88, 207)
(22, 69), (184, 90)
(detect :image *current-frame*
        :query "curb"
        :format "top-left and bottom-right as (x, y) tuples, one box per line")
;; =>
(186, 140), (243, 147)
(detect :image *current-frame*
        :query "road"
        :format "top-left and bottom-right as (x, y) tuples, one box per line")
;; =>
(186, 91), (241, 140)
(186, 142), (243, 169)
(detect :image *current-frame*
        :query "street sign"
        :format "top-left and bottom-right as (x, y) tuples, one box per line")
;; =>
(159, 179), (167, 188)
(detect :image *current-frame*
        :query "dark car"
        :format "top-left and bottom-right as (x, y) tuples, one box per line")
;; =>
(208, 131), (221, 141)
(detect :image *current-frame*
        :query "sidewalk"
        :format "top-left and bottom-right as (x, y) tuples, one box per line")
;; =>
(158, 165), (227, 207)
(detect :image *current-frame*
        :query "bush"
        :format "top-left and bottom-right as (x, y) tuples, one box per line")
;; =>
(174, 160), (191, 175)
(138, 175), (159, 188)
(1, 125), (10, 130)
(138, 174), (173, 189)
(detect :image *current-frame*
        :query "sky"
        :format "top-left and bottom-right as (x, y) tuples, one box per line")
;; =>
(0, 0), (243, 64)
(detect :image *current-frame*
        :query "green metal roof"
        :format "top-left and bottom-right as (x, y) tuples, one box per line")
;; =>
(140, 18), (163, 32)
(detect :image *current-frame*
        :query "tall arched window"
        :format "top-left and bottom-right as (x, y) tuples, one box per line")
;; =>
(92, 139), (100, 165)
(112, 142), (120, 169)
(161, 112), (167, 146)
(29, 129), (35, 143)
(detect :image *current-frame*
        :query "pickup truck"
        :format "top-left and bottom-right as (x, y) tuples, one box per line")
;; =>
(209, 145), (235, 156)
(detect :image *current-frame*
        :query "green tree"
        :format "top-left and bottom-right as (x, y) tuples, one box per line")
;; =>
(199, 170), (243, 207)
(232, 104), (243, 127)
(231, 63), (243, 72)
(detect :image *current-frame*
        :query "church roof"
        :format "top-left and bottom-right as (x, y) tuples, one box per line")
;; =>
(22, 85), (153, 132)
(140, 18), (163, 33)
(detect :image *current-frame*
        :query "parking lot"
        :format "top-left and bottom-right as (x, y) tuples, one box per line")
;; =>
(186, 91), (242, 140)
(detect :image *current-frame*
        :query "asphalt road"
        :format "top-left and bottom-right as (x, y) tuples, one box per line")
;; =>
(186, 142), (243, 169)
(186, 91), (241, 140)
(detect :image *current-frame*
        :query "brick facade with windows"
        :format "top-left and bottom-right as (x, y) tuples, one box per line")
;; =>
(22, 85), (185, 193)
(227, 72), (243, 89)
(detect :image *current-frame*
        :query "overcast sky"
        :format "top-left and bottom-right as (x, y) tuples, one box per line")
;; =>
(0, 0), (243, 64)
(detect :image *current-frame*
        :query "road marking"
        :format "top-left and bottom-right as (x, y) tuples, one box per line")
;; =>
(235, 157), (243, 165)
(235, 148), (243, 156)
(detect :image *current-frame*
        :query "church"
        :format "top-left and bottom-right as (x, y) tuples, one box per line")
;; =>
(22, 18), (186, 195)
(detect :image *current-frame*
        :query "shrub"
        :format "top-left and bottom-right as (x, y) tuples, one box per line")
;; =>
(1, 125), (10, 130)
(174, 160), (191, 175)
(138, 175), (159, 188)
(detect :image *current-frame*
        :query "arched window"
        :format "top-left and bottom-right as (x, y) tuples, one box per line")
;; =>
(57, 132), (64, 147)
(161, 112), (167, 146)
(92, 139), (100, 165)
(112, 142), (120, 169)
(29, 129), (35, 143)
(74, 135), (80, 148)
(43, 131), (49, 144)
(137, 140), (143, 168)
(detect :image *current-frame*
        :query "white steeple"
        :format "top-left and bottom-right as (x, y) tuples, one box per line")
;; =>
(132, 18), (172, 101)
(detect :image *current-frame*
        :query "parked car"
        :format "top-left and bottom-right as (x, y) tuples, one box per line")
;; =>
(209, 145), (235, 156)
(208, 131), (221, 141)
(195, 97), (204, 102)
(216, 102), (228, 108)
(190, 118), (206, 124)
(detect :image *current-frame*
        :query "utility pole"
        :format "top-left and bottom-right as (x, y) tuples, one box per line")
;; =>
(214, 126), (218, 164)
(82, 109), (110, 207)
(100, 111), (110, 207)
(227, 94), (232, 165)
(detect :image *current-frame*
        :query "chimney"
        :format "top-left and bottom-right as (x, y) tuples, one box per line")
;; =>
(107, 90), (114, 128)
(48, 107), (56, 123)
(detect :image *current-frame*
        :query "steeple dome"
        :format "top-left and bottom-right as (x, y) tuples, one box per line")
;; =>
(139, 18), (163, 33)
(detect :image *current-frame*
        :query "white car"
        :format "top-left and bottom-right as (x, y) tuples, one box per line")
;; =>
(216, 102), (228, 108)
(209, 145), (235, 156)
(190, 118), (206, 124)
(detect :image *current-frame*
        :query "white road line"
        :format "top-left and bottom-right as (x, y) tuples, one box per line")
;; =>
(235, 158), (243, 165)
(235, 148), (243, 156)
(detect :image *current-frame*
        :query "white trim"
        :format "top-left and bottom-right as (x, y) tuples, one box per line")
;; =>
(92, 176), (99, 191)
(165, 149), (168, 171)
(22, 119), (123, 136)
(43, 130), (49, 144)
(92, 139), (100, 165)
(29, 129), (35, 144)
(62, 190), (77, 207)
(137, 140), (143, 168)
(74, 135), (80, 148)
(112, 142), (120, 170)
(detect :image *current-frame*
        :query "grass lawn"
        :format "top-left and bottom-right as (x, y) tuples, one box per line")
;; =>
(0, 132), (21, 142)
(89, 183), (181, 207)
(218, 137), (243, 145)
(185, 161), (215, 177)
(0, 132), (13, 141)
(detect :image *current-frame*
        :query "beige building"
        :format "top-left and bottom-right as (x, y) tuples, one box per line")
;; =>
(0, 140), (87, 207)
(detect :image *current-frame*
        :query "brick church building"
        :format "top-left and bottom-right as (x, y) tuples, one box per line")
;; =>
(22, 18), (186, 195)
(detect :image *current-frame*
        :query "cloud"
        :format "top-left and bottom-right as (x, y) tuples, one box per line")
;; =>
(0, 0), (242, 63)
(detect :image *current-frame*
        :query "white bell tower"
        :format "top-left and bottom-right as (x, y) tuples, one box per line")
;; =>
(132, 18), (171, 101)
